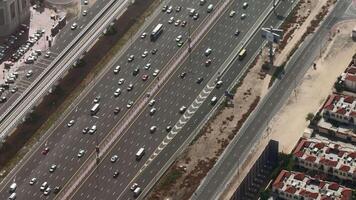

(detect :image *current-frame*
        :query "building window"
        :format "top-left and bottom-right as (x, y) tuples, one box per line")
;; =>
(22, 0), (27, 9)
(0, 9), (4, 25)
(10, 2), (16, 19)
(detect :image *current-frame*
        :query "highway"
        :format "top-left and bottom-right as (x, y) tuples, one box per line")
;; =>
(0, 0), (127, 140)
(0, 0), (224, 199)
(65, 0), (296, 199)
(192, 0), (353, 199)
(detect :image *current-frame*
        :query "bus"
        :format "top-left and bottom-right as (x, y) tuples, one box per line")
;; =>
(238, 48), (246, 60)
(90, 103), (100, 115)
(135, 148), (145, 161)
(150, 24), (163, 41)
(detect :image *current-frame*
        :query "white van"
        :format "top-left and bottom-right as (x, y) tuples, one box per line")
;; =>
(8, 193), (16, 200)
(189, 9), (196, 16)
(136, 148), (145, 161)
(9, 183), (16, 193)
(114, 88), (121, 97)
(207, 4), (214, 13)
(133, 187), (141, 197)
(211, 96), (217, 105)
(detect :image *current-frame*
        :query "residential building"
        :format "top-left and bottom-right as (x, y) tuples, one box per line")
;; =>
(272, 170), (352, 200)
(0, 0), (30, 36)
(341, 65), (356, 92)
(292, 138), (356, 181)
(322, 93), (356, 126)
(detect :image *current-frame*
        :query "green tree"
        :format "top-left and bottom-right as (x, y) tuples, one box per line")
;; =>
(306, 113), (315, 121)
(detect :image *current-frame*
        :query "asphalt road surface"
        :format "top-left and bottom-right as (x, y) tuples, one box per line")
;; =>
(66, 0), (295, 199)
(192, 0), (353, 199)
(0, 0), (225, 199)
(0, 0), (114, 115)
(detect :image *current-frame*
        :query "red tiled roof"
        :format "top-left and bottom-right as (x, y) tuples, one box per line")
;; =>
(319, 181), (326, 188)
(314, 142), (326, 149)
(285, 186), (297, 194)
(294, 172), (305, 181)
(323, 94), (337, 110)
(350, 111), (356, 117)
(336, 108), (347, 115)
(319, 158), (338, 167)
(293, 139), (307, 154)
(324, 104), (334, 110)
(341, 189), (352, 200)
(305, 155), (316, 162)
(338, 150), (346, 157)
(299, 189), (319, 199)
(321, 197), (333, 200)
(344, 96), (355, 104)
(348, 152), (356, 159)
(346, 67), (356, 74)
(345, 74), (356, 82)
(294, 151), (304, 158)
(272, 170), (287, 187)
(339, 165), (350, 172)
(328, 182), (339, 191)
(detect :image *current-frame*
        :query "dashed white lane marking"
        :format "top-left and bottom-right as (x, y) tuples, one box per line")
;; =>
(139, 82), (217, 173)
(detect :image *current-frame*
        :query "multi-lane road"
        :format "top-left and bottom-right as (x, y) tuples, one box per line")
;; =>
(0, 0), (297, 199)
(64, 0), (294, 199)
(193, 0), (354, 199)
(0, 0), (128, 139)
(0, 0), (223, 199)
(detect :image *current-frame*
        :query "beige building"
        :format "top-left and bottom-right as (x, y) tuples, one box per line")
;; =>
(0, 0), (30, 37)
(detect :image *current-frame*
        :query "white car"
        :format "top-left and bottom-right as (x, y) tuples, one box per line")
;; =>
(110, 155), (118, 163)
(127, 84), (134, 91)
(71, 23), (78, 30)
(128, 55), (134, 62)
(153, 69), (160, 77)
(113, 65), (120, 74)
(175, 35), (182, 42)
(89, 125), (97, 134)
(40, 182), (48, 191)
(148, 99), (155, 106)
(240, 13), (246, 19)
(29, 178), (37, 185)
(168, 16), (174, 24)
(49, 164), (57, 173)
(127, 100), (134, 109)
(140, 32), (147, 39)
(77, 149), (85, 158)
(179, 106), (187, 114)
(229, 10), (236, 17)
(130, 183), (139, 191)
(149, 107), (156, 115)
(166, 6), (173, 13)
(82, 10), (87, 16)
(205, 48), (212, 56)
(44, 187), (51, 195)
(141, 50), (148, 58)
(242, 2), (248, 9)
(118, 78), (125, 85)
(174, 19), (181, 26)
(67, 119), (75, 127)
(26, 70), (33, 78)
(144, 63), (151, 70)
(150, 126), (157, 133)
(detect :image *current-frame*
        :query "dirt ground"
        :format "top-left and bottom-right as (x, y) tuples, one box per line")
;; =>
(148, 0), (340, 199)
(268, 21), (356, 153)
